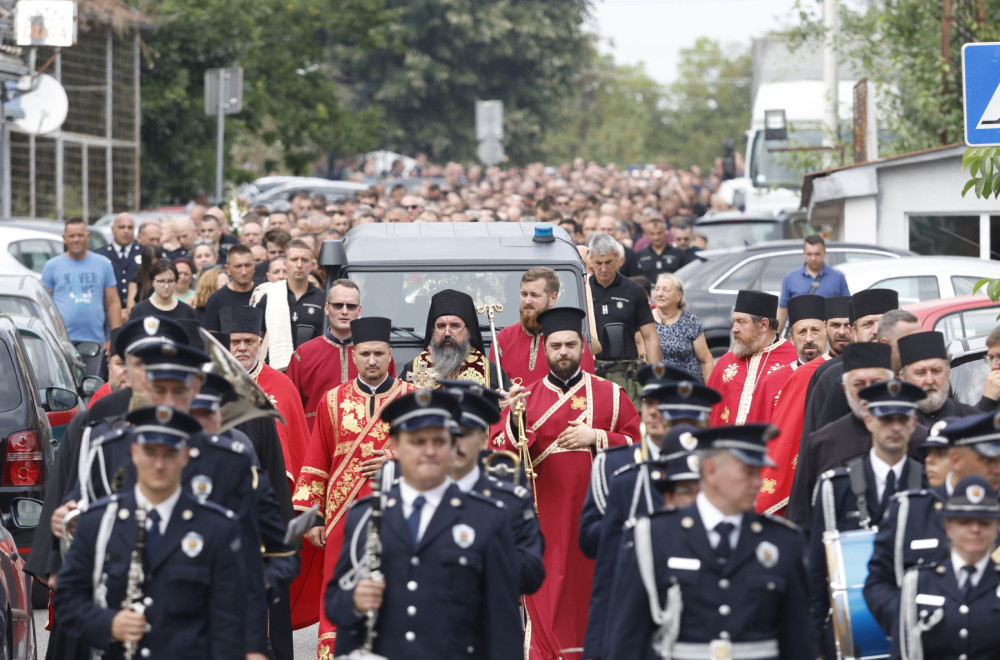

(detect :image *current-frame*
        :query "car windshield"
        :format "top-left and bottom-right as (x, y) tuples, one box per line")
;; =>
(20, 333), (74, 392)
(749, 127), (824, 189)
(0, 341), (21, 412)
(950, 356), (990, 406)
(348, 269), (582, 340)
(0, 296), (37, 317)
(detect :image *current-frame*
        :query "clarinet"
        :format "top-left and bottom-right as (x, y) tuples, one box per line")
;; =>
(122, 507), (149, 660)
(360, 467), (385, 653)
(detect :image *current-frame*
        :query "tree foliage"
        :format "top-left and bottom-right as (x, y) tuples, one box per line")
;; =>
(788, 0), (1000, 156)
(332, 0), (591, 165)
(540, 37), (751, 170)
(133, 0), (395, 204)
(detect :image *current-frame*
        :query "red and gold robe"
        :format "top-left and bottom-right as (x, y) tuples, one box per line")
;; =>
(291, 378), (417, 657)
(746, 360), (802, 424)
(251, 362), (310, 482)
(495, 323), (596, 385)
(285, 334), (397, 432)
(498, 372), (640, 660)
(707, 338), (798, 426)
(755, 354), (831, 516)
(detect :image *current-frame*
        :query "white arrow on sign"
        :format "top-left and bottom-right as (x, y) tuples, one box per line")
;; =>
(977, 81), (1000, 129)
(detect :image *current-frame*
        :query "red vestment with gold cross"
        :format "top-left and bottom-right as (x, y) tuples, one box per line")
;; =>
(498, 372), (639, 660)
(495, 323), (596, 385)
(706, 338), (798, 426)
(292, 378), (417, 658)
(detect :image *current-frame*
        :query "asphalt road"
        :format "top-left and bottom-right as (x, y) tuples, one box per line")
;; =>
(33, 609), (320, 659)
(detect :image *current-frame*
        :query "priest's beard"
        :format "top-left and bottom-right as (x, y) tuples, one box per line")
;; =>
(520, 305), (543, 334)
(917, 386), (948, 413)
(846, 389), (867, 419)
(430, 336), (472, 377)
(550, 355), (582, 382)
(732, 326), (767, 359)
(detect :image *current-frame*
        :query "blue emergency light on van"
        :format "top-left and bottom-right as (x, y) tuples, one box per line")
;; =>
(533, 225), (554, 243)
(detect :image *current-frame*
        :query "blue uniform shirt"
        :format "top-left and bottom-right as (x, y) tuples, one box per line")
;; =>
(778, 262), (850, 307)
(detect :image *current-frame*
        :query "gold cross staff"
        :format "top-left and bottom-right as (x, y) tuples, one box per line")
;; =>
(477, 302), (506, 386)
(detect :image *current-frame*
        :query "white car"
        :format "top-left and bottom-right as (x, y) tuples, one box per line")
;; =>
(0, 226), (72, 278)
(835, 256), (1000, 305)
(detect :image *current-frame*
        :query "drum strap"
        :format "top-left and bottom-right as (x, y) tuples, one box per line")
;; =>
(846, 457), (872, 529)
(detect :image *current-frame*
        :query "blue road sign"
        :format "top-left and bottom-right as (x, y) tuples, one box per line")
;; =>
(963, 43), (1000, 147)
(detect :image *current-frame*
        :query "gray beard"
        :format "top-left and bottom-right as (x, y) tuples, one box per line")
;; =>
(917, 388), (948, 413)
(847, 391), (867, 419)
(430, 336), (471, 377)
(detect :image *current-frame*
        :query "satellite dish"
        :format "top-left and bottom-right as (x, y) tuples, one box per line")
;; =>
(13, 73), (68, 136)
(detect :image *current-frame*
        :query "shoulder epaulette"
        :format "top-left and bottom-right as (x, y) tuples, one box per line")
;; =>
(197, 498), (237, 520)
(347, 495), (373, 510)
(466, 490), (505, 509)
(204, 434), (248, 455)
(81, 493), (120, 513)
(819, 466), (850, 481)
(761, 512), (801, 532)
(648, 508), (682, 520)
(483, 477), (531, 502)
(93, 426), (129, 445)
(892, 488), (937, 502)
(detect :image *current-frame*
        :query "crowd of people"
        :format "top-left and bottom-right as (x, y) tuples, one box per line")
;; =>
(28, 158), (1000, 660)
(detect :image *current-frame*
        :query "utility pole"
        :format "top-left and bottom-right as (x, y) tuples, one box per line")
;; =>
(822, 0), (839, 164)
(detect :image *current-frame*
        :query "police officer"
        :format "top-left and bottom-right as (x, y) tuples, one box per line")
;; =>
(807, 379), (927, 653)
(579, 362), (710, 558)
(98, 212), (142, 309)
(440, 379), (545, 595)
(327, 389), (522, 659)
(893, 475), (1000, 660)
(606, 424), (815, 660)
(54, 406), (246, 659)
(864, 410), (1000, 636)
(584, 422), (704, 660)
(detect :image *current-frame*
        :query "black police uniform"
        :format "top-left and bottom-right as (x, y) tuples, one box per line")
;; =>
(807, 456), (924, 644)
(891, 561), (1000, 660)
(327, 483), (522, 660)
(98, 241), (143, 307)
(589, 272), (654, 360)
(579, 443), (640, 558)
(470, 468), (545, 595)
(606, 505), (814, 660)
(633, 244), (692, 280)
(55, 489), (246, 660)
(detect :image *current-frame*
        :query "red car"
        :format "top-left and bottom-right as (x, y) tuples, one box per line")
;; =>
(903, 294), (1000, 343)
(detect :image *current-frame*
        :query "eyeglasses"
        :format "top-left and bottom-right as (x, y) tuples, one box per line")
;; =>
(327, 302), (360, 311)
(405, 205), (420, 210)
(153, 279), (177, 286)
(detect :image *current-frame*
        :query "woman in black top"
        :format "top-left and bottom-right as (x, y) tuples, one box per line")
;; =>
(128, 258), (196, 322)
(124, 244), (164, 318)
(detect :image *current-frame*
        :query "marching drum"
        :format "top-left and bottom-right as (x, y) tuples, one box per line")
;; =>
(823, 528), (891, 660)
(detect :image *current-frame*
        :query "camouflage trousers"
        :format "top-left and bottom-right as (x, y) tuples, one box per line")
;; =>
(594, 359), (644, 411)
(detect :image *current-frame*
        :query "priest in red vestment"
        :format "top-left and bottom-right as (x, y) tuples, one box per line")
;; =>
(500, 307), (640, 660)
(292, 317), (417, 657)
(755, 295), (851, 515)
(746, 294), (828, 423)
(496, 267), (595, 385)
(707, 289), (798, 426)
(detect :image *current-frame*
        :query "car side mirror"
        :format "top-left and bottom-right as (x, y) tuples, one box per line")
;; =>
(602, 323), (626, 361)
(75, 341), (102, 358)
(44, 387), (77, 412)
(10, 498), (42, 529)
(81, 375), (104, 397)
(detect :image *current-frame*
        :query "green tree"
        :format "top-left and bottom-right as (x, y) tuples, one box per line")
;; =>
(134, 0), (394, 204)
(333, 0), (591, 165)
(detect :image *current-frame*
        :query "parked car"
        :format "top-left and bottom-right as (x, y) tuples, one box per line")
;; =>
(0, 226), (80, 279)
(673, 240), (912, 356)
(0, 217), (106, 252)
(692, 210), (816, 250)
(948, 333), (990, 407)
(835, 256), (1000, 305)
(249, 179), (368, 210)
(0, 274), (93, 389)
(903, 294), (1000, 344)
(0, 316), (63, 557)
(0, 497), (38, 660)
(9, 315), (101, 445)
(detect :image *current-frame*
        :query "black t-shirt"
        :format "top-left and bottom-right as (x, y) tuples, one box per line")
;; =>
(128, 298), (197, 322)
(200, 286), (254, 331)
(633, 245), (692, 280)
(256, 283), (326, 347)
(589, 273), (655, 360)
